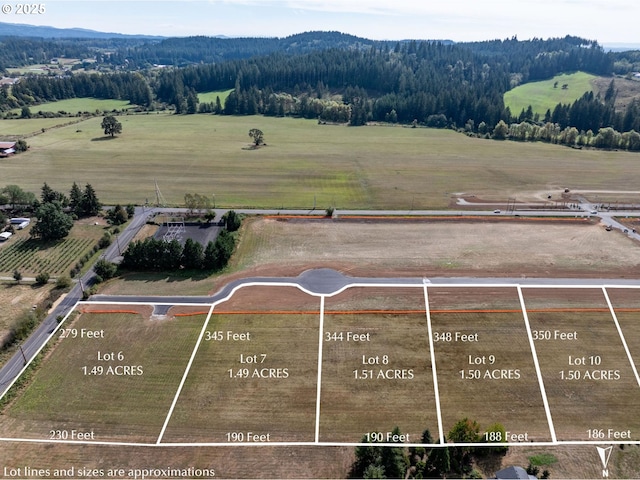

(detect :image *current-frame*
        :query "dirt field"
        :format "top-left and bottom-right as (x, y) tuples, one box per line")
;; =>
(231, 217), (640, 279)
(99, 216), (640, 296)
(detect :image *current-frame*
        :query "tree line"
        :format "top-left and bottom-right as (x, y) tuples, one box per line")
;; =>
(120, 212), (240, 272)
(348, 420), (497, 479)
(5, 71), (153, 110)
(0, 37), (150, 70)
(2, 33), (639, 149)
(349, 419), (549, 479)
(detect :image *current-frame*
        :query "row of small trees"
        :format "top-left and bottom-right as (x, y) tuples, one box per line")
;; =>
(488, 120), (640, 151)
(119, 228), (237, 273)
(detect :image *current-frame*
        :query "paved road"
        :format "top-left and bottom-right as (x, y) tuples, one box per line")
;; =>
(1, 205), (640, 398)
(91, 267), (640, 305)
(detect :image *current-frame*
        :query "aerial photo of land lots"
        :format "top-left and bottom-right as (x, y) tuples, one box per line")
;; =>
(1, 4), (640, 479)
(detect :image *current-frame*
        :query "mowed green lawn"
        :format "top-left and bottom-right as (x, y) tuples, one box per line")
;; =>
(504, 71), (597, 117)
(0, 117), (85, 136)
(197, 89), (233, 105)
(2, 113), (639, 209)
(11, 98), (133, 115)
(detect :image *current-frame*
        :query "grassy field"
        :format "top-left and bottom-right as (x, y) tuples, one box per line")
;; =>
(2, 310), (204, 443)
(11, 98), (134, 116)
(0, 117), (86, 136)
(6, 59), (82, 76)
(504, 71), (597, 117)
(2, 113), (639, 209)
(198, 89), (233, 105)
(164, 312), (319, 443)
(95, 216), (640, 298)
(428, 287), (550, 440)
(230, 218), (640, 277)
(320, 314), (435, 443)
(522, 288), (640, 441)
(0, 282), (54, 348)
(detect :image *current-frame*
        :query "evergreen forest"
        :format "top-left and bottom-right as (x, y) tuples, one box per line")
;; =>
(2, 31), (640, 150)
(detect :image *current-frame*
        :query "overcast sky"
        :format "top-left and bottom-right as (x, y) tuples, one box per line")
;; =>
(14, 0), (640, 44)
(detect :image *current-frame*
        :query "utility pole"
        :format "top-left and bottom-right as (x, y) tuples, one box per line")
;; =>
(19, 346), (27, 366)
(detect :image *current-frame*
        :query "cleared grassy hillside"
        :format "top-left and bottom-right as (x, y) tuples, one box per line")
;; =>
(504, 72), (597, 117)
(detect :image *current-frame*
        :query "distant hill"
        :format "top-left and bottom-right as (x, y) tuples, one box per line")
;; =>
(604, 43), (640, 52)
(126, 31), (378, 66)
(0, 21), (164, 40)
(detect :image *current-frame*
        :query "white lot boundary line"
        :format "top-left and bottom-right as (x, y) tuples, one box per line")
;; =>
(3, 437), (638, 448)
(517, 285), (557, 444)
(314, 295), (325, 443)
(520, 284), (640, 289)
(423, 282), (444, 444)
(326, 282), (514, 297)
(602, 287), (640, 388)
(5, 280), (640, 447)
(156, 303), (216, 445)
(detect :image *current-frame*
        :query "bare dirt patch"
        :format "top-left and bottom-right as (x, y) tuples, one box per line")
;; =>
(131, 223), (159, 242)
(216, 285), (321, 311)
(593, 75), (640, 111)
(0, 282), (53, 342)
(75, 215), (108, 226)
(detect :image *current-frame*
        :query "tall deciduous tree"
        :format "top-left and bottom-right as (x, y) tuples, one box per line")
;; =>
(184, 193), (212, 212)
(248, 128), (264, 146)
(448, 418), (481, 476)
(31, 201), (73, 241)
(492, 120), (509, 140)
(2, 184), (35, 209)
(101, 114), (122, 137)
(106, 204), (128, 225)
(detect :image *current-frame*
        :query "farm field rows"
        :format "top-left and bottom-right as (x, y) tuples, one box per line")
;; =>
(0, 223), (106, 277)
(2, 282), (640, 448)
